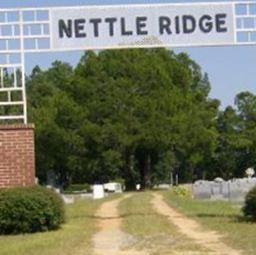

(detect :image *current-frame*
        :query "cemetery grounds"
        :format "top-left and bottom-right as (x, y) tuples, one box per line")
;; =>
(0, 190), (256, 255)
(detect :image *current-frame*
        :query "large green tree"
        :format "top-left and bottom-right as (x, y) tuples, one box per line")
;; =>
(27, 49), (219, 188)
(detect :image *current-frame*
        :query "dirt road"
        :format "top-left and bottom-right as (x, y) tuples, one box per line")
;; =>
(93, 195), (148, 255)
(152, 193), (242, 255)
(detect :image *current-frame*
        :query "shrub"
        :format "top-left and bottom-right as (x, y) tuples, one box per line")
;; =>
(0, 186), (65, 235)
(243, 186), (256, 221)
(172, 186), (192, 199)
(64, 184), (90, 194)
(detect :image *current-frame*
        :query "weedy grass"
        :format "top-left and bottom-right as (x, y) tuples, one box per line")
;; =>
(119, 192), (206, 255)
(163, 190), (256, 255)
(0, 194), (119, 255)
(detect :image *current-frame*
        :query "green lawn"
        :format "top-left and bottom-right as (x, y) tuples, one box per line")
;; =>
(2, 191), (253, 255)
(119, 192), (206, 255)
(0, 195), (117, 255)
(163, 190), (256, 255)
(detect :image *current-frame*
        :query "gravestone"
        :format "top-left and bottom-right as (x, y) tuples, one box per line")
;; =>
(104, 182), (123, 193)
(193, 176), (256, 202)
(221, 182), (230, 199)
(93, 185), (105, 199)
(136, 184), (141, 191)
(46, 170), (56, 187)
(229, 181), (244, 202)
(193, 181), (211, 199)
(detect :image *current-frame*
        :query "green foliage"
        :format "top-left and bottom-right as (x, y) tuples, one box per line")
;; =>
(110, 178), (126, 187)
(243, 186), (256, 220)
(26, 49), (219, 188)
(172, 186), (192, 199)
(0, 186), (65, 235)
(64, 184), (91, 194)
(9, 48), (256, 187)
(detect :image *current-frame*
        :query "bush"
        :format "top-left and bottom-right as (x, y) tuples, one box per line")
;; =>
(172, 186), (192, 199)
(243, 186), (256, 221)
(0, 186), (65, 235)
(64, 184), (90, 194)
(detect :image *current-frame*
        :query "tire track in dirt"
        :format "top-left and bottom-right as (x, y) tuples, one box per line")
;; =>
(93, 194), (148, 255)
(152, 193), (242, 255)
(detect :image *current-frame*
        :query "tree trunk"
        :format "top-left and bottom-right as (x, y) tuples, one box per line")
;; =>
(142, 154), (151, 189)
(124, 151), (135, 190)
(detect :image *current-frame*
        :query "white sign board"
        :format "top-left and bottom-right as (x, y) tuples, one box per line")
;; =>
(51, 3), (235, 50)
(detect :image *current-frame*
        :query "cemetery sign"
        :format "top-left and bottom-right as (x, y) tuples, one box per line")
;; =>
(0, 1), (255, 123)
(51, 3), (235, 49)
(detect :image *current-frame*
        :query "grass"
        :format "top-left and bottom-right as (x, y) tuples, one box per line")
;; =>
(3, 190), (253, 255)
(119, 192), (206, 255)
(163, 190), (256, 255)
(0, 194), (118, 255)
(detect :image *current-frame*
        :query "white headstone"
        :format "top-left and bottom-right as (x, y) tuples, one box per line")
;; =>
(104, 182), (123, 193)
(62, 195), (74, 204)
(93, 185), (105, 199)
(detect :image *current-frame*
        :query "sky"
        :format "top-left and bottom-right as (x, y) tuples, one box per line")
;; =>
(1, 0), (256, 109)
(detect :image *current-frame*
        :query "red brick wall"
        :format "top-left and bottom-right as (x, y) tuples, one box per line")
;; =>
(0, 124), (35, 188)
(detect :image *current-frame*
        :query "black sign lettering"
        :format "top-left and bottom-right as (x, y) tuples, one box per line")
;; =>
(159, 16), (172, 35)
(182, 15), (196, 34)
(199, 15), (213, 33)
(216, 13), (227, 32)
(59, 19), (72, 38)
(57, 11), (230, 41)
(136, 16), (148, 35)
(174, 16), (180, 34)
(121, 17), (133, 36)
(75, 19), (86, 38)
(90, 18), (102, 37)
(105, 17), (117, 36)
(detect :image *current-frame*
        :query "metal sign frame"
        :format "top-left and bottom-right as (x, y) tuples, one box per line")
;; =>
(0, 1), (255, 124)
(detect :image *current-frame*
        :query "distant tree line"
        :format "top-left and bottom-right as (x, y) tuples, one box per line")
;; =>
(24, 49), (256, 189)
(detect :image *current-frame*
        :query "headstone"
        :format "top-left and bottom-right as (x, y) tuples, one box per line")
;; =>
(221, 182), (230, 199)
(136, 184), (141, 191)
(62, 194), (74, 204)
(229, 182), (244, 202)
(93, 185), (105, 199)
(193, 177), (256, 201)
(211, 183), (221, 196)
(104, 182), (123, 193)
(157, 184), (171, 190)
(214, 177), (224, 183)
(115, 183), (123, 193)
(193, 181), (211, 199)
(46, 170), (56, 187)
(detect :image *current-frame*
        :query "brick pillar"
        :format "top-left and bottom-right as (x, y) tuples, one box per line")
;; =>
(0, 124), (35, 188)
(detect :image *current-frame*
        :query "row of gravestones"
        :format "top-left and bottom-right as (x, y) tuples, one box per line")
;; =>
(193, 178), (256, 202)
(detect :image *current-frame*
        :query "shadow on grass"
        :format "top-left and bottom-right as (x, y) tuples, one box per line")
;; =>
(79, 212), (159, 220)
(236, 215), (256, 223)
(195, 213), (256, 224)
(195, 213), (238, 219)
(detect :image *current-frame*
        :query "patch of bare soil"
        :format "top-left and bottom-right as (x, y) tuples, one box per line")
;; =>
(93, 195), (149, 255)
(152, 193), (242, 255)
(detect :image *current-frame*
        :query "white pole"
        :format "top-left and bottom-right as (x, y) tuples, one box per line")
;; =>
(19, 10), (28, 124)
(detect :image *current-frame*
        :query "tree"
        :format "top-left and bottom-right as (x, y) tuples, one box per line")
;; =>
(235, 92), (256, 174)
(27, 49), (219, 188)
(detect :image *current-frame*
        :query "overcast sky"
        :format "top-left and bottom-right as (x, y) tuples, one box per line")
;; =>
(1, 0), (256, 109)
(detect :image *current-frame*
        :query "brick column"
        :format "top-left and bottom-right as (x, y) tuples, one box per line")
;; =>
(0, 124), (35, 188)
